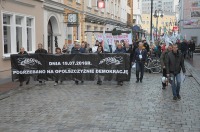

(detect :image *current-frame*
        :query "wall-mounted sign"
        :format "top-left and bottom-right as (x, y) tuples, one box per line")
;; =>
(67, 13), (78, 27)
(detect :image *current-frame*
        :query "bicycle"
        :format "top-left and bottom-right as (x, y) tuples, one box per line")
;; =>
(144, 56), (162, 74)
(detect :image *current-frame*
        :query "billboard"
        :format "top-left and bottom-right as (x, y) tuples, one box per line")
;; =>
(183, 0), (200, 28)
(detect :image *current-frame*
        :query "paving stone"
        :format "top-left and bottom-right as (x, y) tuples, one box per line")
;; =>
(0, 70), (200, 131)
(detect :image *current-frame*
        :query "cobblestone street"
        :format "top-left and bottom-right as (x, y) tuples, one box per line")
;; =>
(0, 70), (200, 132)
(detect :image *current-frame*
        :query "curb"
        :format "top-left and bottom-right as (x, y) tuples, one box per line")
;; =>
(185, 61), (200, 85)
(0, 77), (12, 85)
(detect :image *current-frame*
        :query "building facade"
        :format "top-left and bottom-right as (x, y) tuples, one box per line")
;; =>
(142, 0), (174, 14)
(44, 0), (66, 53)
(0, 0), (44, 79)
(133, 0), (142, 25)
(179, 0), (200, 46)
(0, 0), (134, 79)
(64, 0), (133, 46)
(141, 14), (176, 35)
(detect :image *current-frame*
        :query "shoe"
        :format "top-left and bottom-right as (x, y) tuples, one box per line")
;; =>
(173, 96), (177, 101)
(26, 78), (30, 85)
(97, 81), (102, 85)
(162, 87), (166, 90)
(136, 80), (139, 83)
(75, 81), (79, 85)
(54, 83), (58, 86)
(177, 95), (181, 100)
(19, 82), (23, 87)
(140, 80), (142, 83)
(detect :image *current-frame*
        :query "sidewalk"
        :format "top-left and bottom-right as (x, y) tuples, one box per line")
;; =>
(185, 54), (200, 85)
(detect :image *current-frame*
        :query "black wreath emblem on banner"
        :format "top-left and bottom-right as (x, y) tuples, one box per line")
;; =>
(99, 56), (123, 65)
(17, 58), (42, 66)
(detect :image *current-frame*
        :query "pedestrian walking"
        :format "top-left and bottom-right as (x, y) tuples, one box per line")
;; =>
(114, 43), (126, 86)
(134, 42), (147, 83)
(160, 44), (172, 89)
(181, 39), (188, 59)
(124, 42), (134, 80)
(18, 47), (30, 86)
(35, 43), (47, 85)
(166, 44), (186, 101)
(54, 47), (63, 86)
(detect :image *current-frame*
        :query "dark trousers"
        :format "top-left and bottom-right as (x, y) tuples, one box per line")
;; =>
(162, 68), (167, 87)
(136, 62), (144, 81)
(19, 75), (30, 84)
(19, 75), (25, 83)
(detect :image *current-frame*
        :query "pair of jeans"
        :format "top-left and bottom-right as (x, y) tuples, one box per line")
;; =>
(136, 62), (144, 81)
(170, 73), (181, 97)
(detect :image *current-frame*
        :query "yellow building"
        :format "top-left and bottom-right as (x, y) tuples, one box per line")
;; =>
(141, 14), (176, 36)
(64, 0), (133, 46)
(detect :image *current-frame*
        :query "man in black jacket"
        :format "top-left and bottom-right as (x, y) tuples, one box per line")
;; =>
(35, 43), (47, 85)
(35, 43), (48, 54)
(166, 44), (186, 101)
(71, 42), (84, 84)
(160, 44), (172, 89)
(134, 42), (147, 83)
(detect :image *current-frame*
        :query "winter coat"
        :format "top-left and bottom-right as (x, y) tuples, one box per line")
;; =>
(134, 48), (147, 63)
(166, 50), (186, 75)
(114, 48), (126, 53)
(35, 49), (47, 54)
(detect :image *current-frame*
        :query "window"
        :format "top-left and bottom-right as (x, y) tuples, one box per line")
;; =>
(16, 16), (23, 52)
(88, 0), (92, 7)
(2, 12), (35, 56)
(3, 14), (11, 54)
(76, 0), (80, 3)
(27, 17), (33, 51)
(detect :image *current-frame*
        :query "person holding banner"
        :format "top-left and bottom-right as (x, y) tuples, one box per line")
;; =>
(125, 42), (134, 80)
(35, 43), (47, 85)
(71, 42), (84, 85)
(114, 43), (126, 86)
(18, 47), (30, 86)
(134, 42), (147, 83)
(96, 46), (104, 85)
(62, 44), (70, 54)
(54, 47), (63, 86)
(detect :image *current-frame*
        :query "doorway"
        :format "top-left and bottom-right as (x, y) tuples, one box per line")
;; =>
(48, 20), (53, 54)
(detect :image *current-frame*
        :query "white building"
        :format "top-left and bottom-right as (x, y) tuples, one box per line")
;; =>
(133, 0), (142, 25)
(142, 0), (174, 14)
(43, 0), (66, 53)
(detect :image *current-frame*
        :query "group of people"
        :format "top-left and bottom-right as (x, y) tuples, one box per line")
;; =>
(176, 39), (196, 59)
(18, 38), (189, 101)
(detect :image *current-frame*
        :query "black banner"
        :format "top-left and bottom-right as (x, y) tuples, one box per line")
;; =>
(11, 54), (130, 81)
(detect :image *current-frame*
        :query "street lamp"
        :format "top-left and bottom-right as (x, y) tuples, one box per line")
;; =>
(153, 10), (163, 40)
